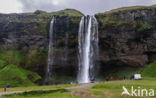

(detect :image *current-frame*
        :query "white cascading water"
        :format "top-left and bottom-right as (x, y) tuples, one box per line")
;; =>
(45, 16), (56, 84)
(78, 16), (99, 83)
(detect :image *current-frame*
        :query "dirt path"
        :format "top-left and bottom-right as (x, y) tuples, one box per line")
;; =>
(0, 83), (96, 97)
(65, 83), (96, 90)
(66, 83), (96, 98)
(0, 91), (24, 96)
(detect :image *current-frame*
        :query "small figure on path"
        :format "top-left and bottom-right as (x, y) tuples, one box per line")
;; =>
(4, 86), (7, 92)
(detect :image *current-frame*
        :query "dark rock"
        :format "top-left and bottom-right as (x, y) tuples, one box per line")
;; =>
(1, 7), (156, 82)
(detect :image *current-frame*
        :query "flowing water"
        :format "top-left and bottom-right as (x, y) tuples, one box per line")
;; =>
(45, 17), (56, 84)
(78, 16), (99, 83)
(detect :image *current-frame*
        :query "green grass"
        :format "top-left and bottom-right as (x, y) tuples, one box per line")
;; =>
(141, 62), (156, 77)
(97, 5), (156, 15)
(0, 64), (41, 87)
(0, 60), (6, 69)
(4, 89), (72, 98)
(48, 9), (83, 17)
(2, 84), (77, 98)
(0, 50), (25, 67)
(1, 78), (156, 98)
(0, 84), (77, 92)
(90, 78), (156, 98)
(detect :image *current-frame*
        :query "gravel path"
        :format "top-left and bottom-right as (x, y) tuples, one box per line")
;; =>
(0, 91), (24, 96)
(65, 83), (96, 90)
(0, 83), (96, 96)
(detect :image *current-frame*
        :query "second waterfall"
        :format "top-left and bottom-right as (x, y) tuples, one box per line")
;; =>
(78, 16), (99, 83)
(45, 16), (56, 84)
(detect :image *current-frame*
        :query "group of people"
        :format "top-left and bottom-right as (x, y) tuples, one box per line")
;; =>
(3, 84), (11, 92)
(105, 75), (135, 81)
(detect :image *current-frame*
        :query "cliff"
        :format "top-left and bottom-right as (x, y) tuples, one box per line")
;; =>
(96, 5), (156, 76)
(0, 9), (83, 83)
(0, 6), (156, 84)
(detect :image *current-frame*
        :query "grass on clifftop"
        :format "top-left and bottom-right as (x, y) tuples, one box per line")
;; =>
(97, 5), (156, 15)
(0, 64), (41, 87)
(49, 9), (83, 17)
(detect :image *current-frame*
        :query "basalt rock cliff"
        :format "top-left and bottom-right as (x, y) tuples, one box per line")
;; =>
(0, 6), (156, 83)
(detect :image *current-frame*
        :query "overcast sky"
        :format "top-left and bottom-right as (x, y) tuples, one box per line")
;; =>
(0, 0), (156, 14)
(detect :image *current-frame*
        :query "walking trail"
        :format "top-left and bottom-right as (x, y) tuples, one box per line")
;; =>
(0, 83), (96, 96)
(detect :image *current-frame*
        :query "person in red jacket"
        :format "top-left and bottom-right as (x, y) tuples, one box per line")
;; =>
(4, 86), (7, 92)
(110, 76), (114, 81)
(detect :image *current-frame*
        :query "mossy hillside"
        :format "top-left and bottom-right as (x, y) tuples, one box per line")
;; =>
(141, 62), (156, 77)
(0, 60), (6, 69)
(0, 64), (41, 87)
(0, 50), (26, 67)
(0, 48), (47, 76)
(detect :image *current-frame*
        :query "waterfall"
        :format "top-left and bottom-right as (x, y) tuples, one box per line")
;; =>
(78, 16), (99, 83)
(45, 16), (56, 84)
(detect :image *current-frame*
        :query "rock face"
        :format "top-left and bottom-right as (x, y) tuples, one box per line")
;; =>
(0, 7), (156, 83)
(0, 9), (83, 83)
(96, 7), (156, 75)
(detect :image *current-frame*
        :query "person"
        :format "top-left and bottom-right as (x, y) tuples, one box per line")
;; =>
(4, 86), (7, 92)
(105, 77), (109, 81)
(130, 75), (134, 80)
(116, 76), (120, 80)
(110, 76), (114, 81)
(6, 84), (11, 88)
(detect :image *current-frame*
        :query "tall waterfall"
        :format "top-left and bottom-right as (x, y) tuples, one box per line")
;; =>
(78, 16), (99, 83)
(45, 16), (56, 84)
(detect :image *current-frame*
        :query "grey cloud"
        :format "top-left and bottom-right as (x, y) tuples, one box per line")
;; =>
(18, 0), (156, 15)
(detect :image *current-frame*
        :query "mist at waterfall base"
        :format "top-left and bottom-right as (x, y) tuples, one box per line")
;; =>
(44, 17), (56, 85)
(78, 16), (99, 83)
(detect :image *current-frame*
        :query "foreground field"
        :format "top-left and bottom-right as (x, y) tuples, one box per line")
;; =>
(1, 77), (156, 98)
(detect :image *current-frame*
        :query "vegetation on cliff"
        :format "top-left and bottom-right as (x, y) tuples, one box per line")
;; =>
(0, 64), (41, 87)
(0, 5), (156, 86)
(142, 62), (156, 77)
(96, 5), (156, 15)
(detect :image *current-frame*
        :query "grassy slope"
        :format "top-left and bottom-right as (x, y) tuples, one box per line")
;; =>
(141, 62), (156, 77)
(0, 50), (25, 67)
(0, 64), (41, 87)
(0, 60), (6, 69)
